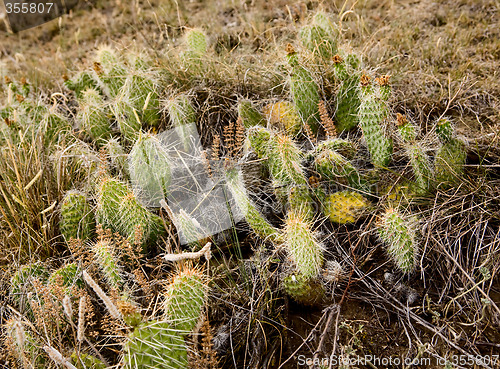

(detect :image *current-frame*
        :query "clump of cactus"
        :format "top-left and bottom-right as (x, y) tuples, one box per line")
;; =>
(377, 208), (420, 274)
(59, 190), (95, 242)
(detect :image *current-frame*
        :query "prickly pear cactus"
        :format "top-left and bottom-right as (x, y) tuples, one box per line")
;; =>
(377, 208), (419, 274)
(129, 133), (172, 206)
(434, 118), (466, 187)
(59, 190), (95, 242)
(225, 167), (283, 243)
(123, 320), (188, 369)
(287, 46), (320, 134)
(284, 210), (324, 280)
(77, 88), (112, 145)
(163, 267), (208, 333)
(238, 99), (266, 129)
(358, 76), (393, 167)
(322, 191), (368, 224)
(333, 52), (362, 132)
(282, 273), (325, 305)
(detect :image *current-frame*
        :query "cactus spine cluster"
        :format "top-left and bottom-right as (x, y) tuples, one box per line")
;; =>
(377, 208), (420, 273)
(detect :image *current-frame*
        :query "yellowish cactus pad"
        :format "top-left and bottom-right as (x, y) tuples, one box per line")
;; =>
(263, 101), (302, 136)
(323, 191), (368, 224)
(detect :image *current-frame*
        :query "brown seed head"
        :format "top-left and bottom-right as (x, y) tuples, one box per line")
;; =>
(376, 75), (391, 86)
(332, 54), (343, 64)
(360, 73), (371, 87)
(396, 113), (408, 127)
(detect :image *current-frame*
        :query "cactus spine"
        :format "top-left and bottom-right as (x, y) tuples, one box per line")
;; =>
(377, 208), (419, 274)
(358, 76), (393, 167)
(60, 190), (95, 242)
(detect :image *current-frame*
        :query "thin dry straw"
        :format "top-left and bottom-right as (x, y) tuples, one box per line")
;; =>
(62, 295), (73, 319)
(77, 295), (86, 343)
(82, 270), (122, 320)
(43, 346), (78, 369)
(164, 242), (212, 262)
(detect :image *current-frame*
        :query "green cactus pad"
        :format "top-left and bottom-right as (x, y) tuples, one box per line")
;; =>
(238, 99), (266, 129)
(377, 208), (419, 274)
(163, 268), (207, 333)
(92, 239), (124, 291)
(123, 320), (188, 369)
(60, 190), (95, 242)
(284, 210), (324, 279)
(129, 133), (172, 206)
(282, 273), (325, 305)
(358, 82), (393, 167)
(289, 65), (320, 134)
(77, 88), (112, 144)
(225, 167), (283, 243)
